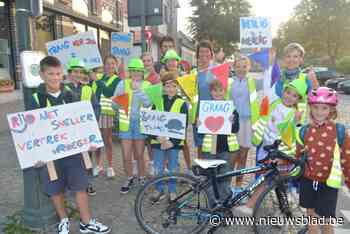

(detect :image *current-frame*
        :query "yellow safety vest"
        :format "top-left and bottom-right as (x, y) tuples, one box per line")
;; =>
(202, 134), (239, 153)
(92, 74), (118, 116)
(226, 76), (260, 125)
(252, 99), (296, 156)
(119, 79), (151, 132)
(33, 93), (52, 107)
(296, 126), (343, 189)
(150, 98), (185, 145)
(64, 85), (92, 101)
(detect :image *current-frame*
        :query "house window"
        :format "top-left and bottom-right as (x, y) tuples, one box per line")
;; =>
(72, 0), (89, 17)
(89, 0), (97, 15)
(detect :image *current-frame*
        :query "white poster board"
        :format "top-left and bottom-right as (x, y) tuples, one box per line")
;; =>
(240, 17), (272, 48)
(111, 32), (133, 57)
(20, 51), (45, 88)
(140, 110), (187, 140)
(7, 101), (104, 169)
(198, 101), (234, 135)
(46, 31), (103, 72)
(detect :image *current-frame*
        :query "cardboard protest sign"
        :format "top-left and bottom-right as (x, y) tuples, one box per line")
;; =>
(240, 17), (272, 48)
(46, 31), (102, 72)
(198, 101), (234, 135)
(7, 101), (103, 170)
(20, 51), (45, 88)
(140, 110), (186, 140)
(111, 32), (133, 57)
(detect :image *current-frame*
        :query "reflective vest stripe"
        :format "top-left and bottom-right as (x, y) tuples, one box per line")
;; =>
(247, 77), (260, 125)
(33, 93), (51, 107)
(202, 134), (239, 153)
(326, 143), (342, 188)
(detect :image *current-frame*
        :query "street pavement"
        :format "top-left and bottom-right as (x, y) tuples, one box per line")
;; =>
(1, 93), (350, 233)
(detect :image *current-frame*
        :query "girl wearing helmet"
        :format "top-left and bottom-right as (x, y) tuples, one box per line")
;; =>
(296, 87), (350, 234)
(112, 58), (152, 194)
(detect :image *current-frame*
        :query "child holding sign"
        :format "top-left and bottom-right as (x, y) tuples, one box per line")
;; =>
(30, 56), (110, 234)
(236, 78), (306, 216)
(149, 72), (188, 202)
(198, 79), (240, 208)
(113, 58), (152, 194)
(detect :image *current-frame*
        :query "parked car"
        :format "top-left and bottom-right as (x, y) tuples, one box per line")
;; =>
(325, 77), (350, 90)
(338, 79), (350, 94)
(312, 67), (344, 85)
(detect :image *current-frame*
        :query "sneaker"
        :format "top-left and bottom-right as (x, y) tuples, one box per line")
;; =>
(149, 191), (166, 203)
(169, 192), (177, 202)
(86, 184), (96, 196)
(79, 219), (111, 234)
(139, 177), (147, 186)
(106, 167), (115, 178)
(185, 169), (194, 176)
(58, 218), (69, 234)
(235, 205), (253, 216)
(120, 177), (135, 194)
(92, 167), (100, 177)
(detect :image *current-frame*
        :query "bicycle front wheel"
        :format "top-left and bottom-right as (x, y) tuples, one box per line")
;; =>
(134, 173), (211, 234)
(253, 180), (305, 234)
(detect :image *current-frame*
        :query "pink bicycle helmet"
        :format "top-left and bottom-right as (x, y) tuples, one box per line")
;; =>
(307, 87), (338, 106)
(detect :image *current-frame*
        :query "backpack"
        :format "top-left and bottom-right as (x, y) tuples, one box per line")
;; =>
(299, 123), (346, 147)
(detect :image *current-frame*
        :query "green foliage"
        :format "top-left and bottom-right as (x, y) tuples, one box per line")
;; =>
(336, 56), (350, 74)
(64, 200), (79, 220)
(188, 0), (251, 55)
(275, 0), (350, 66)
(3, 212), (34, 234)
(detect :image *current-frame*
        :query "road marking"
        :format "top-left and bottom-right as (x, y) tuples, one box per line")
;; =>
(340, 209), (350, 223)
(342, 186), (350, 199)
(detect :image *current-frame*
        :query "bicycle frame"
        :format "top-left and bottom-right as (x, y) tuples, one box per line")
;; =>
(172, 162), (279, 218)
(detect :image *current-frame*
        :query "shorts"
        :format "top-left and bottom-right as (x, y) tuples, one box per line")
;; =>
(39, 155), (88, 196)
(299, 177), (338, 217)
(98, 114), (114, 129)
(119, 118), (146, 140)
(237, 118), (252, 148)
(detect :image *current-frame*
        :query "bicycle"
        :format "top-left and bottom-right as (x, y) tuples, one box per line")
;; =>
(134, 140), (307, 234)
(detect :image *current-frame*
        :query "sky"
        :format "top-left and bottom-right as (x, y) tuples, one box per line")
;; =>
(177, 0), (301, 37)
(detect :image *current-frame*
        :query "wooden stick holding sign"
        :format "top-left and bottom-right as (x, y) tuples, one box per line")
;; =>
(46, 151), (92, 181)
(47, 161), (58, 181)
(82, 151), (93, 169)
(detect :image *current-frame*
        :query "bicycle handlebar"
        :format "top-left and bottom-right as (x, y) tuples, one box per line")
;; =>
(259, 140), (306, 166)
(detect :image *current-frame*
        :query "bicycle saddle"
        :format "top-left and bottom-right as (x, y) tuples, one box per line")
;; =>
(194, 158), (227, 169)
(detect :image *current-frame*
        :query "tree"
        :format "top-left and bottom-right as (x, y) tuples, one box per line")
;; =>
(275, 0), (350, 67)
(188, 0), (251, 55)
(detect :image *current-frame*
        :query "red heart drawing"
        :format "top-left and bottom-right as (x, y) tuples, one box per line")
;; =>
(204, 116), (224, 133)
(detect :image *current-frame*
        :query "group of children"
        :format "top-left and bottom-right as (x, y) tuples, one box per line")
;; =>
(29, 35), (350, 234)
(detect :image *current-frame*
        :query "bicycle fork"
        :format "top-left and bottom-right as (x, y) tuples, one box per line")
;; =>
(275, 183), (292, 217)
